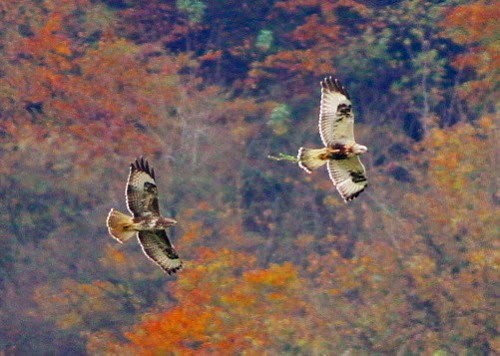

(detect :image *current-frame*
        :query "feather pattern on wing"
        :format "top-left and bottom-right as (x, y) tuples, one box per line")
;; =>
(319, 77), (355, 146)
(138, 231), (182, 274)
(327, 157), (367, 202)
(126, 157), (160, 217)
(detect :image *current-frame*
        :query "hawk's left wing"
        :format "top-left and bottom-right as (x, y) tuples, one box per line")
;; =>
(327, 157), (367, 202)
(318, 77), (355, 146)
(138, 230), (182, 274)
(126, 157), (160, 217)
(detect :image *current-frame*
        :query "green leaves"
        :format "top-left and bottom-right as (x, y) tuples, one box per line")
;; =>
(256, 29), (274, 51)
(176, 0), (206, 23)
(267, 103), (291, 135)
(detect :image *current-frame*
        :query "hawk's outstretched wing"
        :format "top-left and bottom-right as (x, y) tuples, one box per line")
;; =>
(327, 157), (367, 202)
(126, 157), (160, 217)
(138, 230), (182, 274)
(319, 77), (355, 146)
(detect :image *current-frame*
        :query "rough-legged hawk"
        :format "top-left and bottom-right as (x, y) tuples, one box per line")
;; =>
(106, 157), (182, 274)
(297, 77), (368, 202)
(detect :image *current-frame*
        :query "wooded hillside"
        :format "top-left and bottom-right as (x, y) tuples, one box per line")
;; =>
(0, 0), (497, 353)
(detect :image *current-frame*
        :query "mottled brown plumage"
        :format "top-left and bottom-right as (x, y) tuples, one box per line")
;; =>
(106, 157), (182, 274)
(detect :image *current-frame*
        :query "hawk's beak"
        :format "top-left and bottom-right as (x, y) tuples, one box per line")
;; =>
(164, 218), (178, 226)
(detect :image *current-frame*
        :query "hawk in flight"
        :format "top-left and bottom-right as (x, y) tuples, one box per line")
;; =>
(106, 157), (182, 274)
(297, 77), (368, 202)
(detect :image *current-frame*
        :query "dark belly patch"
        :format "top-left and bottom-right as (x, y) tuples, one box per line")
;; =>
(329, 151), (348, 160)
(326, 144), (350, 160)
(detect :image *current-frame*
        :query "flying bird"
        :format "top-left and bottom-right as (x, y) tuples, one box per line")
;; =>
(106, 157), (182, 274)
(297, 76), (368, 202)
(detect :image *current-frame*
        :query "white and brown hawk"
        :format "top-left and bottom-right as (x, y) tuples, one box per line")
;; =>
(297, 77), (368, 202)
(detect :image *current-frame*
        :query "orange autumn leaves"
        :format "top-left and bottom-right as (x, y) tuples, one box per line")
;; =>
(442, 1), (499, 107)
(1, 0), (498, 354)
(91, 248), (306, 354)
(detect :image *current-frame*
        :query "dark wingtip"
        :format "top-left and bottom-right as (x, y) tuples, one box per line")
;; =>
(131, 156), (155, 179)
(344, 185), (367, 202)
(321, 76), (350, 100)
(131, 156), (142, 171)
(165, 263), (183, 275)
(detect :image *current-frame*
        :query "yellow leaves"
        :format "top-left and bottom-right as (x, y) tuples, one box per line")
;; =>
(433, 150), (459, 171)
(180, 220), (206, 244)
(478, 114), (495, 130)
(328, 288), (342, 296)
(444, 2), (500, 45)
(407, 254), (436, 277)
(467, 249), (499, 271)
(175, 248), (253, 301)
(58, 312), (83, 330)
(442, 2), (499, 106)
(33, 278), (129, 331)
(245, 262), (298, 288)
(323, 194), (344, 207)
(409, 121), (497, 263)
(422, 121), (493, 199)
(107, 248), (128, 265)
(268, 292), (287, 301)
(54, 41), (72, 56)
(220, 289), (257, 308)
(428, 128), (447, 146)
(312, 241), (405, 316)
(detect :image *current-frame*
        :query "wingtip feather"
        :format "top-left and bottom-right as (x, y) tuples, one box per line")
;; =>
(321, 76), (350, 100)
(340, 184), (367, 203)
(130, 156), (156, 179)
(165, 261), (183, 275)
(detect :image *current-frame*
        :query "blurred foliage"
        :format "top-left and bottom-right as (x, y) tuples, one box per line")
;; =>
(267, 103), (291, 135)
(0, 0), (497, 354)
(176, 0), (207, 23)
(255, 29), (274, 51)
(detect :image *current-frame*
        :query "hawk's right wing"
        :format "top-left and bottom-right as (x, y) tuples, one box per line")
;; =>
(318, 77), (356, 146)
(126, 157), (160, 217)
(138, 230), (182, 274)
(327, 156), (367, 202)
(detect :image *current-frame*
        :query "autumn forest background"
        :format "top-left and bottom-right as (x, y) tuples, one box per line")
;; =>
(0, 0), (498, 354)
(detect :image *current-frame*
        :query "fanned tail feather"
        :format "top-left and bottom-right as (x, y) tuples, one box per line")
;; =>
(106, 209), (136, 243)
(297, 147), (329, 173)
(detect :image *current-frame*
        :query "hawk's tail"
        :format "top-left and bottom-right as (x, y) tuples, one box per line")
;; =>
(297, 147), (329, 173)
(106, 209), (136, 243)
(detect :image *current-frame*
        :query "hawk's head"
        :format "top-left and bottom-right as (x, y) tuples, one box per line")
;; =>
(158, 217), (178, 228)
(353, 144), (368, 155)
